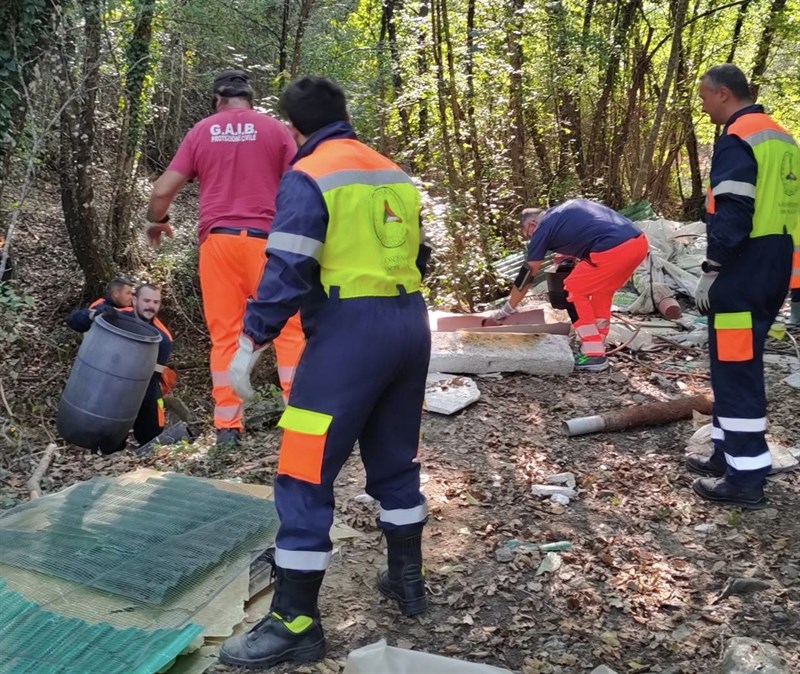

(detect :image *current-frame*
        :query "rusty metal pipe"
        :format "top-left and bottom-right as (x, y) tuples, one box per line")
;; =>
(563, 395), (713, 437)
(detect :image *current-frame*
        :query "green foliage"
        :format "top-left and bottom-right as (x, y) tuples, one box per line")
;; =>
(0, 285), (34, 348)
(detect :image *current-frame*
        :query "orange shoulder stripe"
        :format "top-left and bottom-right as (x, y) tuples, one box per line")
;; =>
(295, 139), (399, 179)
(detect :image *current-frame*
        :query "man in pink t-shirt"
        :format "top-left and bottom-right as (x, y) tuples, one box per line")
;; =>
(145, 70), (304, 447)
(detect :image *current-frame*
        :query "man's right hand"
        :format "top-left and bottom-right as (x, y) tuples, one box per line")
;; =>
(229, 334), (269, 401)
(146, 222), (174, 248)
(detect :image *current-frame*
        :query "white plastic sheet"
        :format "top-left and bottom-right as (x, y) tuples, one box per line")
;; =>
(343, 640), (513, 674)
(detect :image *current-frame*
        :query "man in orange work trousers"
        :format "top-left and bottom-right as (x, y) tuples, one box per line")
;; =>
(146, 70), (304, 447)
(492, 199), (648, 372)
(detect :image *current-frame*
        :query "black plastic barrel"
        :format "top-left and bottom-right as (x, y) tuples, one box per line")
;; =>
(546, 268), (572, 310)
(57, 312), (162, 452)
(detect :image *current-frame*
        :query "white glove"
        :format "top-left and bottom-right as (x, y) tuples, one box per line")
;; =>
(490, 300), (517, 322)
(694, 272), (718, 314)
(229, 334), (268, 401)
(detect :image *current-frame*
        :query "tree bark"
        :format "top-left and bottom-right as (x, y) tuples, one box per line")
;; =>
(631, 0), (688, 200)
(750, 0), (787, 99)
(290, 0), (315, 77)
(58, 0), (114, 297)
(430, 0), (458, 192)
(464, 0), (485, 222)
(507, 0), (526, 202)
(726, 0), (751, 62)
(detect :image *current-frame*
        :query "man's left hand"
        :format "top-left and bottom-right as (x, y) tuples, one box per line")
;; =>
(229, 334), (269, 401)
(695, 272), (718, 314)
(146, 222), (174, 248)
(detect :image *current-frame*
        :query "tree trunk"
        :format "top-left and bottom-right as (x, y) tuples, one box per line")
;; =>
(379, 0), (411, 147)
(507, 0), (526, 202)
(587, 0), (641, 176)
(57, 0), (114, 297)
(430, 0), (458, 192)
(750, 0), (787, 98)
(726, 0), (751, 62)
(290, 0), (315, 77)
(631, 0), (688, 200)
(464, 0), (485, 222)
(108, 0), (156, 266)
(277, 0), (291, 87)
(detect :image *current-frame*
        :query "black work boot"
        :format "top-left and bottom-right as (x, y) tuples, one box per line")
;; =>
(218, 567), (326, 669)
(692, 477), (767, 510)
(377, 524), (427, 616)
(685, 452), (726, 477)
(215, 428), (241, 448)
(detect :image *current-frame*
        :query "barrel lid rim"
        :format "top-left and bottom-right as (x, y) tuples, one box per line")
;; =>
(95, 313), (163, 343)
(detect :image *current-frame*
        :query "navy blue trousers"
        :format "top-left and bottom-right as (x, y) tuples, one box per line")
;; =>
(273, 291), (431, 571)
(707, 235), (792, 488)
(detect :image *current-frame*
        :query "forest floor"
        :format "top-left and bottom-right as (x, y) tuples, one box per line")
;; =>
(1, 187), (799, 674)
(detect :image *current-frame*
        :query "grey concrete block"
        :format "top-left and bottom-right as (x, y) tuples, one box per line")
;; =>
(429, 332), (574, 376)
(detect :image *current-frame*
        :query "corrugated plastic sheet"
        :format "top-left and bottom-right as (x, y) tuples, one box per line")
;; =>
(0, 579), (202, 674)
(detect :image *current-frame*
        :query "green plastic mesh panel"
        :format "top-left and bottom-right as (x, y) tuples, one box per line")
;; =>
(0, 473), (278, 605)
(0, 579), (202, 674)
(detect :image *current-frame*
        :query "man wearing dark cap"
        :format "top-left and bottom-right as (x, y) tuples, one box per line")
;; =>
(218, 76), (432, 670)
(145, 70), (305, 447)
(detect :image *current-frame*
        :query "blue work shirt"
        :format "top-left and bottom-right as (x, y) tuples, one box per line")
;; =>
(526, 199), (641, 262)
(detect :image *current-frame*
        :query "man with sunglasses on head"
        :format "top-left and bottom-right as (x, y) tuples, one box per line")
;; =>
(145, 70), (305, 448)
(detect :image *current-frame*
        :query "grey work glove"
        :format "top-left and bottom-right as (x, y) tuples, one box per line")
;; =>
(490, 300), (517, 322)
(694, 272), (719, 315)
(229, 334), (269, 401)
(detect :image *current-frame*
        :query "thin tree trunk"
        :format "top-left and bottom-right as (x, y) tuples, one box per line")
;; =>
(430, 0), (458, 191)
(507, 0), (526, 202)
(58, 0), (114, 297)
(726, 0), (751, 62)
(631, 0), (688, 200)
(278, 0), (291, 87)
(379, 0), (411, 145)
(750, 0), (787, 98)
(290, 0), (315, 77)
(464, 0), (485, 222)
(108, 0), (156, 265)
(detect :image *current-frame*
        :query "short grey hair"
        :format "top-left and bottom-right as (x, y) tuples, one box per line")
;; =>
(701, 64), (753, 101)
(520, 207), (547, 227)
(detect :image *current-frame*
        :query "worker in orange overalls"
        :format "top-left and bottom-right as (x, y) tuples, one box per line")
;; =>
(491, 199), (648, 372)
(145, 70), (304, 447)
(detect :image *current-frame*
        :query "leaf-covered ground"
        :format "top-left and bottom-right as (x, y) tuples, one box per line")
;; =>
(2, 189), (799, 673)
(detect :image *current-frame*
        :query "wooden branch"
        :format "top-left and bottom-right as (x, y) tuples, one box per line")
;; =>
(27, 443), (58, 500)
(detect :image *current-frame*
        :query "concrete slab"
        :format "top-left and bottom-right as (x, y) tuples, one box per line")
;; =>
(425, 373), (481, 415)
(461, 323), (571, 336)
(434, 308), (545, 332)
(429, 331), (574, 376)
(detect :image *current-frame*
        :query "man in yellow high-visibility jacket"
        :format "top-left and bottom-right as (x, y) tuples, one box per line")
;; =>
(218, 76), (432, 670)
(689, 64), (799, 508)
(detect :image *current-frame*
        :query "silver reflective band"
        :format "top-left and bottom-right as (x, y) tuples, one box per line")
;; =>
(710, 425), (725, 441)
(154, 364), (165, 373)
(274, 547), (332, 571)
(712, 180), (756, 199)
(214, 404), (241, 421)
(211, 370), (231, 386)
(718, 416), (767, 432)
(379, 502), (428, 526)
(316, 169), (413, 192)
(575, 324), (600, 337)
(277, 365), (296, 382)
(724, 451), (771, 471)
(744, 129), (797, 148)
(268, 232), (323, 261)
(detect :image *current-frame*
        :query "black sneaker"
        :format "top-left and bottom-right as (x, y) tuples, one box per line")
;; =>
(574, 353), (609, 372)
(216, 428), (241, 448)
(692, 477), (767, 510)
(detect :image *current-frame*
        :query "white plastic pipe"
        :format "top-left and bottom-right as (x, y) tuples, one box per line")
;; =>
(562, 415), (606, 437)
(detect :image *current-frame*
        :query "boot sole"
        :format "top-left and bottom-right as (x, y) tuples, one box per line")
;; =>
(378, 579), (427, 616)
(691, 480), (767, 510)
(575, 362), (609, 372)
(218, 638), (326, 669)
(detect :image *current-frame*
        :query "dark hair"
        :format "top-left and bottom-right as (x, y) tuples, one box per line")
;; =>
(212, 69), (254, 104)
(701, 64), (753, 101)
(134, 282), (159, 296)
(279, 76), (348, 136)
(108, 278), (133, 293)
